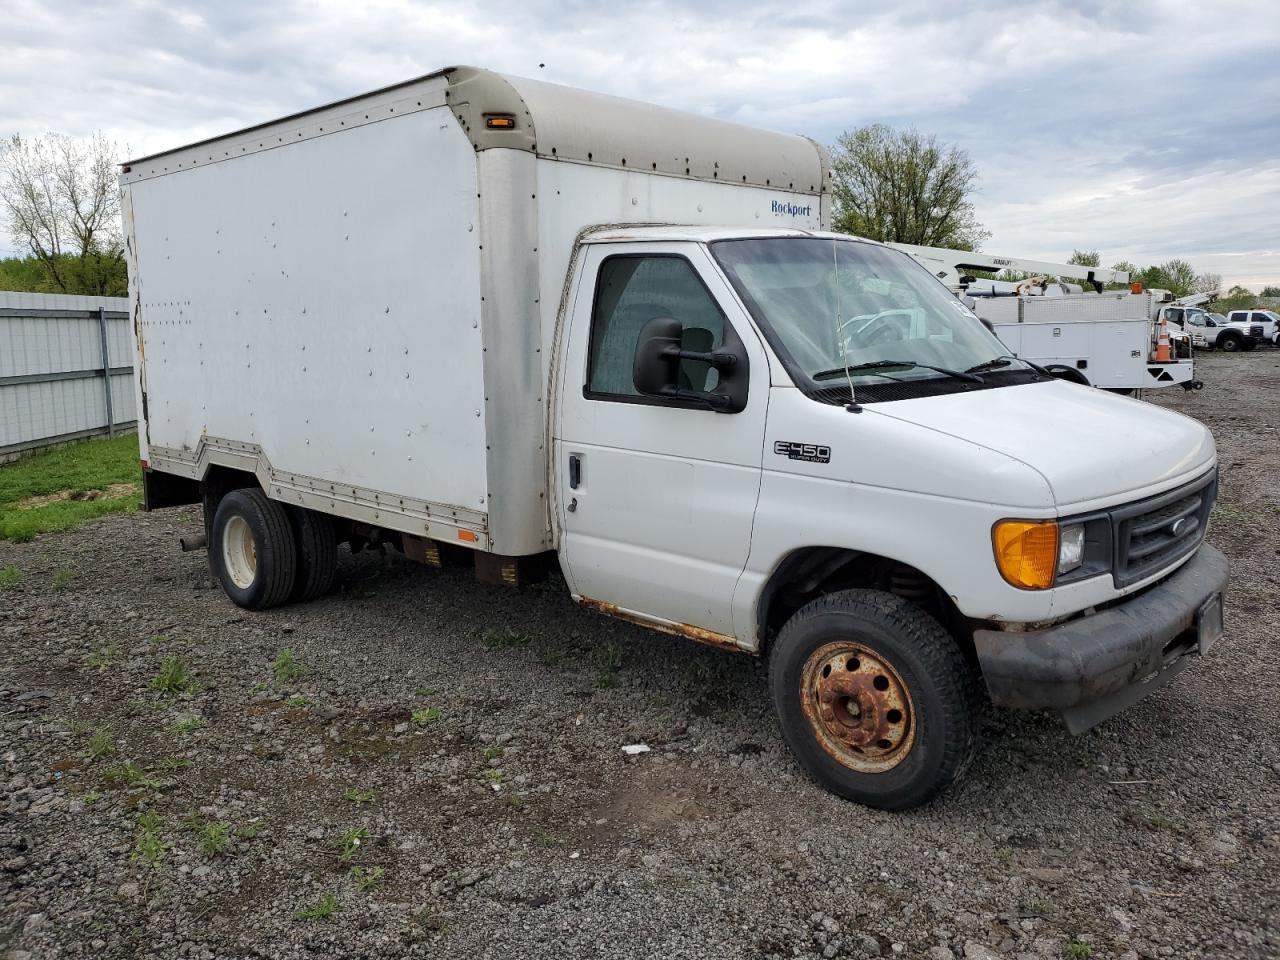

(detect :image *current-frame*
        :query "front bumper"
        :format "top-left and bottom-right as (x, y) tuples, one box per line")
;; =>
(974, 545), (1228, 734)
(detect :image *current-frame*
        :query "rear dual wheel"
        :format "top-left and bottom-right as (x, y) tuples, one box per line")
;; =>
(209, 489), (336, 609)
(769, 590), (981, 810)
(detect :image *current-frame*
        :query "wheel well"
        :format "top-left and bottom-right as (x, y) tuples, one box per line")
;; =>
(1043, 364), (1090, 386)
(199, 466), (260, 537)
(756, 547), (966, 650)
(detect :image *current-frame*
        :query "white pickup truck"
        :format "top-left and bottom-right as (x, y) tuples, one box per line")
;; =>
(122, 65), (1228, 810)
(1169, 307), (1262, 352)
(1225, 309), (1280, 346)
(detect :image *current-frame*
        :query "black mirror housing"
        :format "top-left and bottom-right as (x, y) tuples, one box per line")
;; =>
(632, 316), (749, 413)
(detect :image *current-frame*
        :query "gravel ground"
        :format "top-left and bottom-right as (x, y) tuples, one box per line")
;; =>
(2, 351), (1278, 960)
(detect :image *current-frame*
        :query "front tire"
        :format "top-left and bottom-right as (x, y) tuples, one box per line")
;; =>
(1219, 335), (1241, 353)
(769, 590), (981, 810)
(210, 489), (298, 610)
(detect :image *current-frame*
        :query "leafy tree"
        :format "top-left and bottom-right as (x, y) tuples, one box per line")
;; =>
(0, 132), (126, 295)
(830, 124), (989, 249)
(1193, 272), (1222, 295)
(1261, 285), (1280, 298)
(1067, 249), (1100, 268)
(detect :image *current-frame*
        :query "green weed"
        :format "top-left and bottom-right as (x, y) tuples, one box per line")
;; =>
(350, 865), (384, 892)
(198, 821), (232, 857)
(84, 639), (120, 670)
(1064, 940), (1093, 958)
(84, 728), (116, 761)
(0, 565), (19, 587)
(295, 893), (340, 921)
(235, 820), (263, 840)
(335, 826), (368, 863)
(273, 648), (305, 684)
(482, 627), (531, 649)
(343, 788), (376, 806)
(51, 564), (75, 590)
(285, 695), (313, 708)
(150, 655), (197, 697)
(411, 707), (441, 726)
(132, 811), (167, 867)
(171, 715), (203, 735)
(103, 761), (160, 790)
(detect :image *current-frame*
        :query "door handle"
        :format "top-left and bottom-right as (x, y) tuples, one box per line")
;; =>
(568, 454), (582, 489)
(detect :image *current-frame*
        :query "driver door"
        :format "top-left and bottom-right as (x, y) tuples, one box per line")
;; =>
(553, 243), (769, 640)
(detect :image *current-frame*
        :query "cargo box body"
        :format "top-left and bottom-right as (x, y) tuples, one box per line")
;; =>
(122, 66), (829, 556)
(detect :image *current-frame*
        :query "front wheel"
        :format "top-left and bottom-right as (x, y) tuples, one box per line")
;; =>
(1219, 335), (1241, 353)
(768, 590), (981, 810)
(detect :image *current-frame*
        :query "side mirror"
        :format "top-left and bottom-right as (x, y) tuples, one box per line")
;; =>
(632, 316), (749, 413)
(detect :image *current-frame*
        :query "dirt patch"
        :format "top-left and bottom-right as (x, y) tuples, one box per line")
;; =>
(16, 481), (138, 509)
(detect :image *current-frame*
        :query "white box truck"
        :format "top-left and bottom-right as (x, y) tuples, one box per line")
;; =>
(122, 66), (1228, 810)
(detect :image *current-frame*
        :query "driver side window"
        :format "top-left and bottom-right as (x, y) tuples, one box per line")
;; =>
(586, 255), (727, 401)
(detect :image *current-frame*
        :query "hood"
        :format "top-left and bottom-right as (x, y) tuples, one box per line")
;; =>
(871, 379), (1215, 510)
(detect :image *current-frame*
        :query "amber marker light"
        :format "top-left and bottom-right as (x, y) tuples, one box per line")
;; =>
(457, 530), (479, 543)
(485, 116), (516, 129)
(992, 520), (1058, 590)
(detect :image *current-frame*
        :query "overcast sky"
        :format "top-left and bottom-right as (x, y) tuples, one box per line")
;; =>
(3, 0), (1278, 289)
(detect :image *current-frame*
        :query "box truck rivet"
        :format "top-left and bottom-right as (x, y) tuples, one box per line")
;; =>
(123, 65), (1228, 811)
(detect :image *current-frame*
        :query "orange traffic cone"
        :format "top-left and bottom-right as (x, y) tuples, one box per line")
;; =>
(1155, 319), (1172, 362)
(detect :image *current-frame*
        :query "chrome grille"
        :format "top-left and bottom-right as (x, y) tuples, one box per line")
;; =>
(1113, 470), (1216, 587)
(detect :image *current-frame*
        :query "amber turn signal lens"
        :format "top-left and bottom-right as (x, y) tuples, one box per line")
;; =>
(485, 116), (516, 129)
(992, 520), (1058, 590)
(457, 530), (478, 543)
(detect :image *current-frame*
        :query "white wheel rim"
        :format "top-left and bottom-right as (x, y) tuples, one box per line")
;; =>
(222, 515), (258, 589)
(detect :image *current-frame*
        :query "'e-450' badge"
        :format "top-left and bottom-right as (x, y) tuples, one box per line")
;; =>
(773, 441), (831, 464)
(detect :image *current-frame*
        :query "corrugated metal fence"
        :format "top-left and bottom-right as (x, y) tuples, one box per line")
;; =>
(0, 290), (135, 460)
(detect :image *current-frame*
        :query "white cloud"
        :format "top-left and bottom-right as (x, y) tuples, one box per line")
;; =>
(1, 0), (1278, 288)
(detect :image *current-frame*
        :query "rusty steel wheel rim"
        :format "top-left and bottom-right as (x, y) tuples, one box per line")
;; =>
(799, 641), (916, 774)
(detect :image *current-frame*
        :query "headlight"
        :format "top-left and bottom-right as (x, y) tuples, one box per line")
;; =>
(1058, 523), (1085, 574)
(992, 520), (1058, 590)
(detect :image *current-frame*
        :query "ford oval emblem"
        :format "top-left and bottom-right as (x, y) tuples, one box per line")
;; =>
(1170, 518), (1189, 537)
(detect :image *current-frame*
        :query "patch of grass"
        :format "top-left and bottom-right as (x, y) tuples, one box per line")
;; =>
(171, 715), (203, 736)
(84, 639), (120, 670)
(532, 828), (560, 848)
(83, 790), (102, 806)
(158, 756), (192, 773)
(1146, 811), (1176, 831)
(1064, 940), (1093, 958)
(0, 565), (20, 587)
(295, 893), (340, 921)
(285, 694), (313, 708)
(234, 820), (263, 840)
(485, 769), (504, 785)
(84, 728), (116, 761)
(995, 846), (1014, 868)
(411, 707), (441, 727)
(132, 810), (167, 867)
(0, 434), (142, 542)
(273, 648), (305, 684)
(350, 865), (383, 892)
(50, 564), (76, 590)
(103, 761), (160, 790)
(150, 655), (197, 698)
(1022, 895), (1055, 917)
(595, 639), (623, 688)
(482, 744), (504, 761)
(335, 826), (368, 863)
(413, 686), (435, 697)
(507, 793), (526, 810)
(344, 788), (376, 806)
(482, 626), (532, 649)
(198, 821), (232, 857)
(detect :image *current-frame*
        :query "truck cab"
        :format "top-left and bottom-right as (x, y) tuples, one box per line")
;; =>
(554, 226), (1226, 808)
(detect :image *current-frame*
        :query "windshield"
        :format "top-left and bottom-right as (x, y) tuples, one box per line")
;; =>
(711, 237), (1021, 386)
(1209, 313), (1228, 324)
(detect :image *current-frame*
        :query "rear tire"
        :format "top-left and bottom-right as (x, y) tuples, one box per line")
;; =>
(210, 489), (297, 610)
(768, 589), (981, 810)
(287, 506), (337, 602)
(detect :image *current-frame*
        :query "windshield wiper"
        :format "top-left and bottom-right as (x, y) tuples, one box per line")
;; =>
(813, 359), (985, 384)
(964, 356), (1016, 373)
